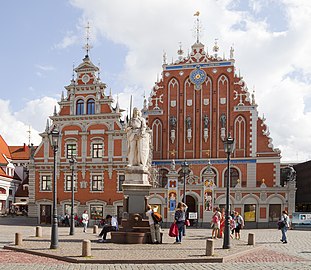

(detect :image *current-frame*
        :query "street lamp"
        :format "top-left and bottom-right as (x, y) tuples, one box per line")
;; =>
(223, 134), (235, 249)
(69, 157), (76, 235)
(181, 161), (189, 203)
(48, 126), (60, 249)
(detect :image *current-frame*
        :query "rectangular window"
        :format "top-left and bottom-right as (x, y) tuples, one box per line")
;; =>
(244, 204), (256, 222)
(118, 175), (125, 191)
(90, 205), (103, 220)
(65, 175), (77, 191)
(66, 144), (77, 159)
(91, 175), (103, 191)
(92, 143), (103, 158)
(269, 204), (281, 222)
(41, 175), (52, 191)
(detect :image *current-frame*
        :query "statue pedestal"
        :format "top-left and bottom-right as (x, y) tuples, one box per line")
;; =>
(111, 166), (155, 244)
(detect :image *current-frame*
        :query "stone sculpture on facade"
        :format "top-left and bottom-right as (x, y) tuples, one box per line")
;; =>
(126, 107), (150, 169)
(220, 113), (226, 141)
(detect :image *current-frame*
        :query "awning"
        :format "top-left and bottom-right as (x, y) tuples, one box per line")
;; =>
(12, 202), (28, 206)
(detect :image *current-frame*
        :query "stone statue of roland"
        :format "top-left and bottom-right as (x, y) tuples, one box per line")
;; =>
(126, 107), (150, 169)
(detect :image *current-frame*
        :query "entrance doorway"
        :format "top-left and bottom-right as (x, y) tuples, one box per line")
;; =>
(40, 205), (51, 224)
(186, 195), (197, 226)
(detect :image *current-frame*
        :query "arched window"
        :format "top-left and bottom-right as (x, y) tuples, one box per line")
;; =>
(158, 169), (169, 188)
(178, 168), (193, 184)
(224, 167), (240, 187)
(87, 99), (95, 114)
(76, 99), (84, 115)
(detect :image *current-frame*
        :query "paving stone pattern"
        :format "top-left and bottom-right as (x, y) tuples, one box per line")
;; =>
(1, 217), (311, 269)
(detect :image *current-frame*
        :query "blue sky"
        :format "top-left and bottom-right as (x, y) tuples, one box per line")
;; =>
(0, 0), (311, 162)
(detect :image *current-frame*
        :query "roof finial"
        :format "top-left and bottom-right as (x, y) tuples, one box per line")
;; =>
(177, 42), (184, 60)
(27, 125), (31, 146)
(194, 11), (200, 43)
(213, 38), (219, 58)
(163, 50), (167, 65)
(53, 105), (57, 116)
(252, 86), (256, 105)
(97, 60), (101, 80)
(116, 94), (120, 113)
(71, 62), (75, 82)
(230, 44), (234, 59)
(45, 119), (50, 132)
(83, 22), (93, 57)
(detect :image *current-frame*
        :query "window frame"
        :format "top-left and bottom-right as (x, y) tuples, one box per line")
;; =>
(41, 175), (52, 191)
(76, 99), (84, 115)
(66, 144), (77, 159)
(91, 175), (103, 192)
(92, 143), (103, 158)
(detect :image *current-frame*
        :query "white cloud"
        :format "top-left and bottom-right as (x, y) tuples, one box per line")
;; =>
(35, 64), (55, 71)
(0, 97), (57, 146)
(54, 31), (79, 49)
(67, 0), (311, 162)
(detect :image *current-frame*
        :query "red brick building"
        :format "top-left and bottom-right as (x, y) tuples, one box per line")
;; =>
(28, 53), (127, 224)
(145, 38), (296, 227)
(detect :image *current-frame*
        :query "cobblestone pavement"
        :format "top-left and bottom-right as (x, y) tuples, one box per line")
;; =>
(1, 217), (311, 269)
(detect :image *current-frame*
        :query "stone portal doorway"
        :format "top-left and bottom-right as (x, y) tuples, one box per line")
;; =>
(186, 195), (197, 226)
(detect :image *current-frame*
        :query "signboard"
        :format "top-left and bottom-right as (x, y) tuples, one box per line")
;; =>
(292, 212), (311, 225)
(188, 212), (197, 220)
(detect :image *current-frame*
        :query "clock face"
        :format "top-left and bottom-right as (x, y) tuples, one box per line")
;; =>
(189, 67), (207, 90)
(82, 74), (90, 84)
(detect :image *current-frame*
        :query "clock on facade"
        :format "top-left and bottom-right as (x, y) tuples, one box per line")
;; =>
(82, 74), (90, 84)
(189, 66), (207, 90)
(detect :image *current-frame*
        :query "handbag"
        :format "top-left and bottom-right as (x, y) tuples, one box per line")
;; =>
(169, 223), (178, 237)
(185, 219), (190, 226)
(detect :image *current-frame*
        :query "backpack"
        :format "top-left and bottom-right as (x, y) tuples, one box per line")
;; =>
(152, 211), (162, 223)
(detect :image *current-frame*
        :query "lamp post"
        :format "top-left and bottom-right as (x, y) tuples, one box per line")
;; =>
(48, 126), (60, 249)
(181, 161), (189, 203)
(69, 157), (76, 235)
(223, 134), (235, 249)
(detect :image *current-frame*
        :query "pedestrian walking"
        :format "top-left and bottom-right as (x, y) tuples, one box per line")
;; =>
(234, 211), (244, 239)
(280, 210), (290, 244)
(82, 210), (89, 233)
(146, 204), (161, 244)
(174, 202), (187, 244)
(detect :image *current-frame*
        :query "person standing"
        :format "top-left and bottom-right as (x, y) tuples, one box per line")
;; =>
(174, 202), (187, 244)
(234, 211), (244, 239)
(146, 205), (161, 244)
(211, 207), (222, 239)
(280, 210), (290, 244)
(82, 210), (89, 233)
(98, 215), (118, 242)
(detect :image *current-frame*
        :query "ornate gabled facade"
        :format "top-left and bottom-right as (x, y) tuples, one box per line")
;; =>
(28, 53), (128, 224)
(146, 34), (296, 227)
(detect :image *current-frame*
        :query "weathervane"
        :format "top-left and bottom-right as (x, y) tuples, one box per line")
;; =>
(194, 11), (201, 43)
(83, 22), (93, 56)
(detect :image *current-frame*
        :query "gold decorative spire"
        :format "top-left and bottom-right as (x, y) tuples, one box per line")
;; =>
(194, 11), (201, 43)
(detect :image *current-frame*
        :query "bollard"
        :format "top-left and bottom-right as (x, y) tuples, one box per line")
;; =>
(15, 233), (22, 246)
(248, 233), (255, 245)
(93, 225), (98, 234)
(206, 239), (214, 256)
(35, 226), (42, 237)
(82, 239), (91, 257)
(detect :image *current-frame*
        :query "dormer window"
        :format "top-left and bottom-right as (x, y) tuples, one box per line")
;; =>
(87, 99), (95, 114)
(76, 99), (84, 115)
